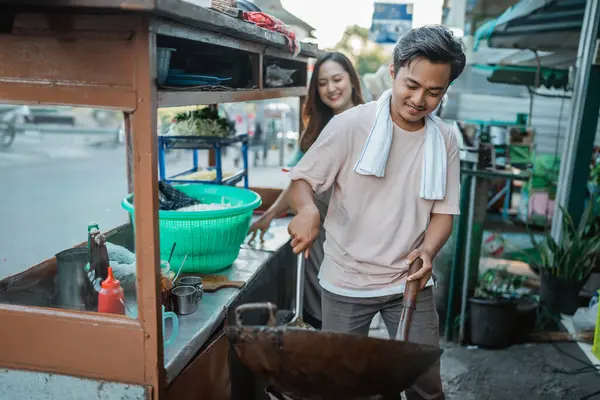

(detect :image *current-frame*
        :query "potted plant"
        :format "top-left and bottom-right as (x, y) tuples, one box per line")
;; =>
(527, 200), (600, 315)
(588, 162), (600, 218)
(469, 268), (527, 348)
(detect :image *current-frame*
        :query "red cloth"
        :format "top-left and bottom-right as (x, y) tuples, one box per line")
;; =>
(242, 11), (300, 55)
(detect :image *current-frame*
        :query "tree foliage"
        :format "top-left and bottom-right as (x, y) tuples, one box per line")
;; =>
(328, 24), (389, 76)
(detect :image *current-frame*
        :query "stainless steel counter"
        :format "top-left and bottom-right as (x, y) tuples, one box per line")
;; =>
(243, 216), (293, 253)
(164, 216), (293, 383)
(163, 247), (271, 383)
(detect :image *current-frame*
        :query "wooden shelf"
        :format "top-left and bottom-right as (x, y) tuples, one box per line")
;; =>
(155, 0), (322, 58)
(152, 19), (311, 62)
(0, 0), (322, 59)
(158, 86), (307, 108)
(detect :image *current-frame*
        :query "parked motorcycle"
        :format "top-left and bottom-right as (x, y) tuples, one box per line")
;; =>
(0, 105), (32, 149)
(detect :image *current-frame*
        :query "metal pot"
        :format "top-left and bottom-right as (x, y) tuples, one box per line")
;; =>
(54, 248), (97, 311)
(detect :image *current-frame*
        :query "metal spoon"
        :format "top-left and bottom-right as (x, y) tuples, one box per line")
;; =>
(120, 298), (135, 317)
(173, 254), (188, 283)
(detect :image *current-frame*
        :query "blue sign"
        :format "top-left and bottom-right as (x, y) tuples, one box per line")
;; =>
(370, 2), (413, 44)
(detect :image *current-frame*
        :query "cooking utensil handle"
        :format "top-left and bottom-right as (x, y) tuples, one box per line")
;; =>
(291, 252), (306, 324)
(162, 308), (179, 346)
(234, 302), (278, 328)
(397, 257), (423, 342)
(168, 242), (177, 264)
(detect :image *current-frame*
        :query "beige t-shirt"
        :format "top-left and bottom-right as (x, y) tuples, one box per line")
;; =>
(289, 102), (460, 297)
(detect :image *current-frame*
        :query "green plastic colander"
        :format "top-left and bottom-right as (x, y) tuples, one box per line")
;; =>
(122, 184), (261, 273)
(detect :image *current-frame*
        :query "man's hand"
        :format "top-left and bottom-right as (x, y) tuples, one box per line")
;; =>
(287, 206), (320, 258)
(406, 248), (433, 289)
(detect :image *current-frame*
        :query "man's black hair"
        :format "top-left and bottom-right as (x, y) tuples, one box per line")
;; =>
(393, 25), (466, 84)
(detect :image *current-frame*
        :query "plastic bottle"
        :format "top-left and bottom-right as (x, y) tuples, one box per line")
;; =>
(98, 267), (125, 315)
(161, 260), (175, 282)
(87, 221), (99, 253)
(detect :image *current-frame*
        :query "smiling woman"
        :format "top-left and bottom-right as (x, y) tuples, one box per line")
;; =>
(300, 52), (364, 153)
(316, 60), (354, 115)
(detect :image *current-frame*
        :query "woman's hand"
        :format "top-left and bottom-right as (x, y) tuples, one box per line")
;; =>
(248, 213), (274, 243)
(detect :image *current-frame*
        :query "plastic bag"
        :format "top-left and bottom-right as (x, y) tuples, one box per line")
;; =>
(242, 12), (300, 54)
(158, 181), (200, 210)
(482, 233), (506, 258)
(87, 242), (137, 295)
(106, 242), (137, 292)
(572, 302), (598, 333)
(265, 64), (296, 87)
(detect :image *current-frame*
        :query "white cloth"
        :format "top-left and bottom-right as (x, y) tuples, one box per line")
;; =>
(353, 89), (448, 200)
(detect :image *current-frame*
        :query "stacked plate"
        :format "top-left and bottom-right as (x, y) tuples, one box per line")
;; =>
(165, 69), (232, 87)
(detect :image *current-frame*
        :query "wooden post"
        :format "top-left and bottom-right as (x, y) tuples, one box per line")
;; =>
(124, 112), (134, 195)
(131, 16), (164, 399)
(254, 51), (264, 90)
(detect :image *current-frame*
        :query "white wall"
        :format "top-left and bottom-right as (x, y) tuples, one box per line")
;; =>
(412, 0), (444, 27)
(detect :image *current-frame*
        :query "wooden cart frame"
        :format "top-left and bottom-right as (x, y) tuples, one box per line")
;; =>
(0, 2), (319, 398)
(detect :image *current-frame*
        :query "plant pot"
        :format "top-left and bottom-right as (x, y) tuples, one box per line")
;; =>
(539, 270), (586, 315)
(513, 298), (539, 344)
(469, 297), (517, 349)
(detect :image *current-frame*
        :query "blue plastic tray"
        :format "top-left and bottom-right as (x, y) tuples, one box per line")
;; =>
(165, 73), (232, 87)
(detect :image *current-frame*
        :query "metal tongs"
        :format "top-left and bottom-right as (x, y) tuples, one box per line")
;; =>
(286, 252), (313, 330)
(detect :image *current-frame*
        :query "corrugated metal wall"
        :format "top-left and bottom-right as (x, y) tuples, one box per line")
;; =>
(442, 67), (600, 156)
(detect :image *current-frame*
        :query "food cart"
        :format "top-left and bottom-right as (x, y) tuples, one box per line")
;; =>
(0, 2), (320, 399)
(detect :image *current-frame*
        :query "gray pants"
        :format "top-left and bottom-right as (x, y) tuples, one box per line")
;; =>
(321, 287), (444, 400)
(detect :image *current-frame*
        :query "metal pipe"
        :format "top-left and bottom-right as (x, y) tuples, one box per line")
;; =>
(291, 254), (305, 323)
(241, 137), (249, 189)
(527, 49), (541, 129)
(215, 144), (222, 183)
(193, 149), (198, 169)
(486, 183), (508, 209)
(279, 135), (285, 167)
(552, 0), (600, 241)
(444, 170), (471, 341)
(158, 136), (166, 181)
(458, 164), (477, 343)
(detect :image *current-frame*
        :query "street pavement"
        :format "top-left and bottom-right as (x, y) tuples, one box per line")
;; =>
(0, 132), (293, 280)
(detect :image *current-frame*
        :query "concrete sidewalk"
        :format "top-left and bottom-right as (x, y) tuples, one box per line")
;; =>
(368, 318), (600, 400)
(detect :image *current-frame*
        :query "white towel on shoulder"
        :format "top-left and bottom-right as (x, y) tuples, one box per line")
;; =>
(353, 89), (447, 200)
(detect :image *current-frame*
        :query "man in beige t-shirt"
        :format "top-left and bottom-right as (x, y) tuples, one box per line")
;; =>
(287, 26), (465, 400)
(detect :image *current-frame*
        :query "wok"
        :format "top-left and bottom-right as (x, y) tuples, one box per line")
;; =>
(225, 259), (442, 400)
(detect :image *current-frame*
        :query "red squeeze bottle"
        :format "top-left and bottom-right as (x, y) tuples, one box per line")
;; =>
(98, 267), (125, 315)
